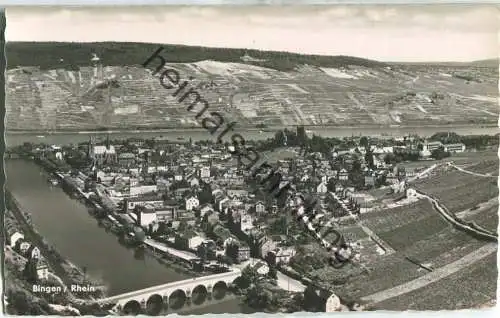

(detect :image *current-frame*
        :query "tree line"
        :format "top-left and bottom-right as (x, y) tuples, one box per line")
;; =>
(7, 42), (386, 72)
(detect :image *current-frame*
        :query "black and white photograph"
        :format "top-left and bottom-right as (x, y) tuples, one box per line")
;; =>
(1, 4), (499, 315)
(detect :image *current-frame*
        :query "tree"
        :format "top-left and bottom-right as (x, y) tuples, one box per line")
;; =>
(269, 216), (288, 235)
(364, 150), (374, 169)
(197, 244), (208, 262)
(351, 156), (362, 172)
(267, 266), (278, 279)
(296, 126), (308, 146)
(23, 259), (38, 284)
(287, 293), (305, 312)
(244, 285), (273, 309)
(431, 146), (451, 160)
(8, 290), (30, 314)
(384, 153), (398, 165)
(242, 265), (263, 286)
(198, 182), (213, 205)
(221, 255), (234, 265)
(178, 220), (188, 232)
(327, 178), (336, 192)
(359, 136), (369, 149)
(303, 285), (323, 312)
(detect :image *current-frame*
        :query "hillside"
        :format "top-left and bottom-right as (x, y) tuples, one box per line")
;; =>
(6, 42), (386, 72)
(469, 59), (499, 68)
(5, 42), (499, 131)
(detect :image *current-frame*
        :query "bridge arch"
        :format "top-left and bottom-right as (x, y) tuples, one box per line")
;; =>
(192, 285), (208, 305)
(213, 280), (228, 290)
(123, 300), (142, 315)
(146, 294), (164, 315)
(169, 289), (187, 310)
(100, 270), (242, 312)
(212, 280), (228, 300)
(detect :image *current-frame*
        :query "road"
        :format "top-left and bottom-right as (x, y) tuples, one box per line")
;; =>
(143, 239), (198, 261)
(447, 162), (498, 178)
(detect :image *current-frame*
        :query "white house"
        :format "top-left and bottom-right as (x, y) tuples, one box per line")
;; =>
(316, 182), (328, 194)
(199, 205), (214, 218)
(325, 293), (342, 312)
(255, 201), (266, 215)
(240, 214), (254, 233)
(36, 261), (50, 281)
(189, 177), (200, 187)
(190, 236), (205, 249)
(200, 166), (211, 179)
(136, 204), (157, 227)
(338, 169), (349, 181)
(259, 238), (277, 258)
(185, 196), (200, 211)
(27, 245), (41, 260)
(424, 141), (443, 152)
(126, 197), (164, 213)
(444, 143), (466, 153)
(274, 246), (296, 264)
(19, 241), (31, 254)
(10, 232), (24, 248)
(130, 185), (157, 197)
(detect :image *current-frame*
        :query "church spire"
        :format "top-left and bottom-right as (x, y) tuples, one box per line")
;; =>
(105, 134), (110, 150)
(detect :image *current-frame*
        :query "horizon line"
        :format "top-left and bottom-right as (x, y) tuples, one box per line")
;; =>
(6, 40), (498, 64)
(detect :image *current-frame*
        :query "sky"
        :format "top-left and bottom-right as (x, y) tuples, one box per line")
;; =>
(5, 5), (499, 62)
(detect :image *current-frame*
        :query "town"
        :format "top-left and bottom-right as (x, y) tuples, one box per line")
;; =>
(3, 5), (499, 315)
(5, 126), (498, 314)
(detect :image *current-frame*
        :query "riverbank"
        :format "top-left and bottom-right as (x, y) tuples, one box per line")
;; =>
(5, 190), (106, 301)
(25, 155), (226, 277)
(6, 123), (499, 135)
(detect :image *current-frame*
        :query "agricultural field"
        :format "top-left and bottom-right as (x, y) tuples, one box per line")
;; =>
(338, 252), (431, 299)
(412, 161), (498, 213)
(457, 160), (499, 176)
(462, 204), (499, 234)
(361, 199), (436, 234)
(373, 252), (497, 310)
(336, 158), (498, 308)
(448, 150), (499, 167)
(377, 214), (450, 252)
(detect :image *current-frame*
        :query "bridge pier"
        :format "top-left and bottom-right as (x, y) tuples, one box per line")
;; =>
(185, 288), (192, 306)
(207, 284), (213, 300)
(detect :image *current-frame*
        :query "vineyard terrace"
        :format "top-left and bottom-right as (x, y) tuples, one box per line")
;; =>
(142, 47), (262, 169)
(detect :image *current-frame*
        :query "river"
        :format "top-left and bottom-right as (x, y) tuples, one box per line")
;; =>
(6, 126), (499, 147)
(5, 159), (254, 314)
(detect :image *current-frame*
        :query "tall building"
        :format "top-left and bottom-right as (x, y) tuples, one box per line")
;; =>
(89, 135), (117, 166)
(90, 53), (103, 84)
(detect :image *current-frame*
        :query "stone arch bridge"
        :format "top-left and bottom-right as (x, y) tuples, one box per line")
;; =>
(97, 269), (241, 312)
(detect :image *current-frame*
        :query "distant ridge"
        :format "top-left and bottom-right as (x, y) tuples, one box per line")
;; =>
(469, 58), (499, 68)
(394, 58), (499, 68)
(6, 41), (387, 72)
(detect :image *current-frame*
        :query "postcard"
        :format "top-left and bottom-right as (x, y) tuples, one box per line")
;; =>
(2, 4), (498, 315)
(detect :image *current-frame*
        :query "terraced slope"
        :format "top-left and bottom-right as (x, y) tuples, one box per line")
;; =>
(5, 44), (498, 131)
(328, 161), (498, 309)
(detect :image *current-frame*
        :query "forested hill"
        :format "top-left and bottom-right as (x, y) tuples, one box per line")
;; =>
(6, 41), (387, 72)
